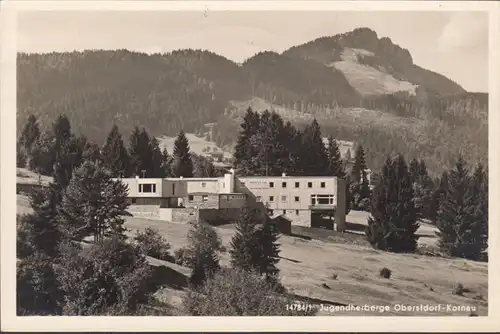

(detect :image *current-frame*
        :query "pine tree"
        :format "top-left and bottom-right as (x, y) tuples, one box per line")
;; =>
(366, 155), (419, 253)
(233, 108), (261, 176)
(58, 161), (129, 242)
(435, 155), (474, 258)
(161, 148), (172, 177)
(18, 114), (41, 167)
(29, 131), (56, 176)
(230, 205), (262, 271)
(128, 126), (150, 177)
(185, 222), (223, 286)
(351, 144), (367, 184)
(101, 124), (129, 177)
(149, 137), (165, 177)
(251, 111), (289, 176)
(464, 162), (488, 260)
(17, 184), (63, 259)
(327, 136), (345, 177)
(171, 130), (194, 178)
(429, 171), (449, 223)
(52, 114), (72, 154)
(299, 119), (329, 176)
(254, 220), (281, 281)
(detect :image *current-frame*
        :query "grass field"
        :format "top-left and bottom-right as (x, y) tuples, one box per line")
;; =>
(16, 172), (488, 316)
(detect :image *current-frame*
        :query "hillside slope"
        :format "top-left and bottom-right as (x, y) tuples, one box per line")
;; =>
(17, 27), (487, 175)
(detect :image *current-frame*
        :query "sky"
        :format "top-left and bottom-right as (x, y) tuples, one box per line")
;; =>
(17, 10), (489, 92)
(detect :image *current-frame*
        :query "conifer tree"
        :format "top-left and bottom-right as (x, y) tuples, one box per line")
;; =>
(171, 130), (194, 178)
(233, 108), (260, 176)
(17, 184), (63, 259)
(161, 148), (172, 177)
(128, 126), (151, 177)
(351, 144), (367, 184)
(18, 115), (41, 167)
(29, 131), (56, 176)
(327, 136), (345, 177)
(366, 155), (419, 253)
(435, 155), (474, 258)
(299, 119), (329, 176)
(254, 220), (281, 281)
(465, 162), (488, 259)
(252, 111), (288, 176)
(101, 124), (129, 177)
(52, 114), (72, 154)
(149, 137), (165, 177)
(184, 222), (223, 286)
(58, 161), (129, 242)
(230, 205), (262, 271)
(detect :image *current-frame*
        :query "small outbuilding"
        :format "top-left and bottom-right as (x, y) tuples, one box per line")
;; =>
(268, 213), (292, 235)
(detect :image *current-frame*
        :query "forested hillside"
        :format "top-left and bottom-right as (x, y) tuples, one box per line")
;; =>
(17, 27), (488, 176)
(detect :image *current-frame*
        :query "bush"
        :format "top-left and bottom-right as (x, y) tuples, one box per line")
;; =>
(452, 283), (468, 296)
(182, 267), (317, 316)
(379, 267), (392, 279)
(174, 247), (192, 266)
(55, 237), (154, 315)
(134, 227), (172, 261)
(17, 253), (64, 315)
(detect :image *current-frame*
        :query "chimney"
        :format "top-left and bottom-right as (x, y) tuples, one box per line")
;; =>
(282, 173), (286, 177)
(135, 175), (139, 179)
(230, 168), (235, 174)
(180, 176), (183, 179)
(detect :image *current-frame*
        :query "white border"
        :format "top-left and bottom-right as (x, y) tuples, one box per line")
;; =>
(2, 1), (499, 332)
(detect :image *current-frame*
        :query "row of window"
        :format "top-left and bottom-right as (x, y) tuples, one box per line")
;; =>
(257, 194), (335, 204)
(269, 181), (327, 189)
(270, 209), (301, 216)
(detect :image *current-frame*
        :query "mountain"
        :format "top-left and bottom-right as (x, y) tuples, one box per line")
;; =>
(283, 27), (466, 97)
(17, 27), (487, 176)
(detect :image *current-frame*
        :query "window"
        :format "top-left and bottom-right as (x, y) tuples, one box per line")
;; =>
(282, 182), (287, 188)
(311, 198), (316, 205)
(269, 209), (274, 215)
(131, 198), (137, 204)
(172, 184), (175, 195)
(295, 209), (299, 215)
(139, 183), (156, 193)
(201, 182), (206, 188)
(294, 196), (300, 202)
(281, 195), (287, 202)
(283, 209), (286, 215)
(269, 196), (274, 202)
(295, 182), (300, 188)
(321, 182), (326, 188)
(256, 196), (262, 202)
(188, 195), (194, 201)
(269, 182), (274, 188)
(308, 182), (313, 188)
(202, 195), (208, 202)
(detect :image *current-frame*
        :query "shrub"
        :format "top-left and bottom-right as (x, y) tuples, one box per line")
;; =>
(134, 227), (172, 261)
(174, 247), (192, 266)
(183, 268), (317, 316)
(452, 283), (468, 296)
(379, 267), (392, 279)
(55, 237), (154, 315)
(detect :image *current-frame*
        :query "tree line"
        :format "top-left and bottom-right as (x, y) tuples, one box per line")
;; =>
(17, 114), (224, 183)
(366, 153), (488, 261)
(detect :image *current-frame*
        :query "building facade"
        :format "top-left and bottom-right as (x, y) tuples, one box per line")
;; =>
(116, 170), (347, 231)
